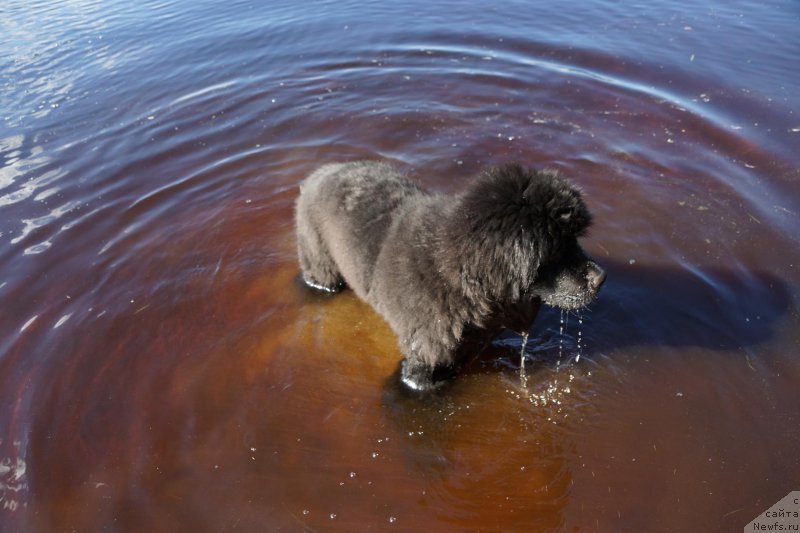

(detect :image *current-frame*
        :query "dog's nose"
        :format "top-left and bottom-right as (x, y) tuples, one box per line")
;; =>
(586, 263), (606, 290)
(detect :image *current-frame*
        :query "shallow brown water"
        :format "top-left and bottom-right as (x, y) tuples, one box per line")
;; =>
(2, 0), (799, 531)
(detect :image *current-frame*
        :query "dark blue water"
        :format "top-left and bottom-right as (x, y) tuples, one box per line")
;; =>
(2, 0), (799, 530)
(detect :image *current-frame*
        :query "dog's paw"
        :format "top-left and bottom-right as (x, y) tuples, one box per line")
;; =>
(400, 359), (455, 392)
(400, 359), (436, 391)
(301, 273), (343, 293)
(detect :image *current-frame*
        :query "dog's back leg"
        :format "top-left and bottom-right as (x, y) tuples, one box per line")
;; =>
(296, 216), (345, 293)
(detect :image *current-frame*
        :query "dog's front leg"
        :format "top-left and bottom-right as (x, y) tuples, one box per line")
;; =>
(394, 316), (463, 392)
(397, 328), (457, 392)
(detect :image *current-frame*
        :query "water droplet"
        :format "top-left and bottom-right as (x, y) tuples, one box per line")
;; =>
(389, 516), (397, 523)
(519, 331), (529, 388)
(559, 309), (565, 362)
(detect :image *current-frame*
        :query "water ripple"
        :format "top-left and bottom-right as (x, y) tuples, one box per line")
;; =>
(0, 1), (799, 531)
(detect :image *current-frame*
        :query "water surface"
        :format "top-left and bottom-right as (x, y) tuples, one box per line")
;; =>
(1, 0), (799, 530)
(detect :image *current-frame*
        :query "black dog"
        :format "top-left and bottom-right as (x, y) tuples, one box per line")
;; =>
(295, 161), (605, 391)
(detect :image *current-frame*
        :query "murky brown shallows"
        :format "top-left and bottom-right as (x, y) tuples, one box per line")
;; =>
(2, 0), (799, 531)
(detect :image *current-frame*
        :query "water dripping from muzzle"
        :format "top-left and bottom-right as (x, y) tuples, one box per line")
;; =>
(519, 330), (529, 389)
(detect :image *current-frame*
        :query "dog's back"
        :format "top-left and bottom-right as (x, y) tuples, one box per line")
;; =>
(295, 161), (425, 298)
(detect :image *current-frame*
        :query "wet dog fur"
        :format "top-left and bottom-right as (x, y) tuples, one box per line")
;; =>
(295, 161), (605, 391)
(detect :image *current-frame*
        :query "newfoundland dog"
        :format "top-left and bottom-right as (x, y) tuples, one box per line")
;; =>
(295, 161), (605, 391)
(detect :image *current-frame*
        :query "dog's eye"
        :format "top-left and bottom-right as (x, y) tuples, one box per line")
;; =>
(555, 207), (572, 222)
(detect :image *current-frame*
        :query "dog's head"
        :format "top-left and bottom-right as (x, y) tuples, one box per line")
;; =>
(442, 164), (605, 310)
